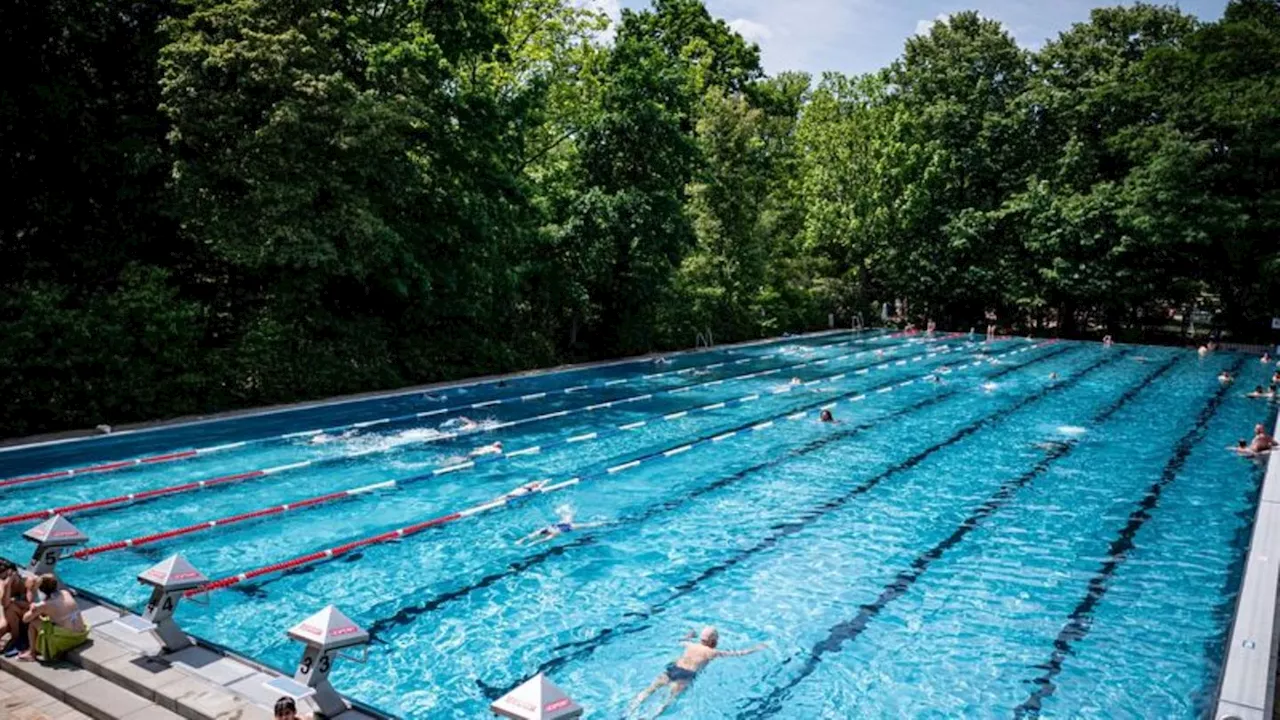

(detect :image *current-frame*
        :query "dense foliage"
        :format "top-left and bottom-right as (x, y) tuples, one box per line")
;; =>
(2, 0), (1277, 435)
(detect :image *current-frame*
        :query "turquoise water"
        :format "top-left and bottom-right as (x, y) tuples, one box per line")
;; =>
(0, 332), (1275, 718)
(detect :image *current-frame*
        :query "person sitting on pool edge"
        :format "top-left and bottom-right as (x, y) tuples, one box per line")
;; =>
(18, 575), (88, 662)
(629, 626), (767, 718)
(516, 506), (608, 545)
(0, 560), (31, 655)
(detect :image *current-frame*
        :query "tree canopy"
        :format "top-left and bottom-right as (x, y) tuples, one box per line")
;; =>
(2, 0), (1277, 436)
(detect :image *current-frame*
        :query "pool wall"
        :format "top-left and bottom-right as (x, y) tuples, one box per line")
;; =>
(1216, 404), (1280, 719)
(0, 328), (849, 476)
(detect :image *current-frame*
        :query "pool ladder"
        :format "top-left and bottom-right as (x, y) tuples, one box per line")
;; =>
(695, 328), (715, 349)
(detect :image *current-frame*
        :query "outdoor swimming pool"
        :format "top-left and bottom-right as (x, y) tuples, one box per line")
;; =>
(1, 330), (1275, 718)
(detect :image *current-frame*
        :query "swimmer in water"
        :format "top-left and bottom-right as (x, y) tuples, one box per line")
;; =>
(1252, 424), (1278, 453)
(468, 441), (503, 458)
(819, 409), (837, 423)
(1262, 352), (1272, 364)
(440, 416), (479, 433)
(1198, 345), (1209, 357)
(1246, 386), (1275, 399)
(653, 357), (671, 366)
(926, 374), (944, 384)
(497, 480), (549, 503)
(308, 429), (358, 445)
(789, 377), (802, 386)
(629, 627), (766, 719)
(1102, 335), (1113, 347)
(422, 393), (446, 402)
(1049, 372), (1059, 380)
(1272, 371), (1280, 384)
(1218, 371), (1233, 384)
(516, 507), (608, 546)
(937, 365), (952, 374)
(982, 382), (999, 392)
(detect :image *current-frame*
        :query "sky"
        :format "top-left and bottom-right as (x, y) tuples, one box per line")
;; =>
(595, 0), (1231, 77)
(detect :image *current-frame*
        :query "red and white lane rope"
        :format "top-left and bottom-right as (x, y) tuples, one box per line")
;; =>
(183, 340), (1051, 596)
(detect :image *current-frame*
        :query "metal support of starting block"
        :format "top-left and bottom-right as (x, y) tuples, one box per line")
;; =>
(281, 605), (369, 717)
(23, 515), (88, 581)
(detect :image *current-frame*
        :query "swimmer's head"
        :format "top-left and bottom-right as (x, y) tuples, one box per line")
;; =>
(1257, 424), (1267, 435)
(1256, 386), (1265, 394)
(790, 377), (801, 385)
(1239, 439), (1248, 449)
(699, 626), (719, 648)
(819, 409), (834, 423)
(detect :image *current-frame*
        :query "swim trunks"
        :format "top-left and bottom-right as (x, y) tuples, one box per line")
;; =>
(665, 664), (698, 683)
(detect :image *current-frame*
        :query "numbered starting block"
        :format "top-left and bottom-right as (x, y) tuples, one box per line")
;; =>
(117, 554), (208, 652)
(281, 605), (369, 717)
(23, 515), (88, 579)
(491, 674), (583, 720)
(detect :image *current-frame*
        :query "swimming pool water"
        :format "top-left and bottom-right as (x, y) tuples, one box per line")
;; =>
(1, 331), (1275, 718)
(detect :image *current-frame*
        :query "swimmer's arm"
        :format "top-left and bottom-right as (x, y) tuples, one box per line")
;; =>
(716, 643), (768, 658)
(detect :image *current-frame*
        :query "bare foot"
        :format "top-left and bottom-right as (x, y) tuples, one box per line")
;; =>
(16, 650), (36, 662)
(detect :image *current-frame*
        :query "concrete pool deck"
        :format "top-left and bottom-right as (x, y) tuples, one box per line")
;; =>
(1216, 408), (1280, 720)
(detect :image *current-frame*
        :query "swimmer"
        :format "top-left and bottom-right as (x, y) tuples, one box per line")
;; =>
(422, 393), (447, 402)
(629, 627), (766, 719)
(1198, 345), (1209, 357)
(1034, 439), (1070, 451)
(1102, 335), (1113, 347)
(937, 365), (952, 374)
(308, 429), (358, 445)
(498, 480), (549, 503)
(468, 441), (503, 458)
(653, 357), (671, 365)
(1252, 424), (1278, 453)
(1262, 352), (1272, 364)
(1246, 386), (1275, 399)
(440, 416), (479, 432)
(1218, 371), (1233, 384)
(1272, 371), (1280, 384)
(819, 409), (837, 423)
(926, 320), (936, 335)
(516, 507), (608, 546)
(875, 349), (884, 358)
(926, 374), (944, 384)
(982, 382), (999, 392)
(1049, 372), (1059, 380)
(789, 377), (802, 386)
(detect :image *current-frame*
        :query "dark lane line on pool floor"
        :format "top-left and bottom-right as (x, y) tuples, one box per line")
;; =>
(1009, 355), (1249, 719)
(352, 344), (1078, 636)
(475, 348), (1128, 700)
(733, 355), (1183, 718)
(222, 342), (1073, 600)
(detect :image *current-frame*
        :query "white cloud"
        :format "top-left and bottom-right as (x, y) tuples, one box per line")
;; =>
(729, 18), (774, 44)
(915, 12), (950, 37)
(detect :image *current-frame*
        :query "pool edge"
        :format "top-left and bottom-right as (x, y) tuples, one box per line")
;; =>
(1215, 407), (1280, 720)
